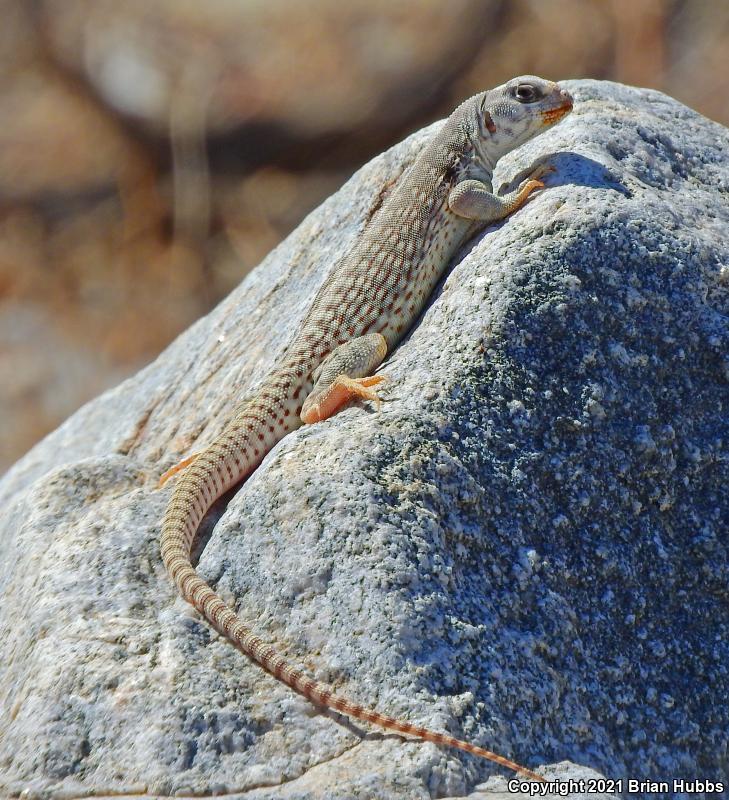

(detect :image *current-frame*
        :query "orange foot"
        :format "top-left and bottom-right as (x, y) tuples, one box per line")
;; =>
(510, 178), (543, 210)
(508, 164), (555, 212)
(301, 375), (386, 424)
(158, 453), (199, 487)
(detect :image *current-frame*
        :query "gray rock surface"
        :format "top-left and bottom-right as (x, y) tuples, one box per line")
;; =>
(1, 79), (727, 798)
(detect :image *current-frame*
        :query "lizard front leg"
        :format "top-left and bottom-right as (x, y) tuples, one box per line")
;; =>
(301, 333), (388, 424)
(448, 164), (554, 222)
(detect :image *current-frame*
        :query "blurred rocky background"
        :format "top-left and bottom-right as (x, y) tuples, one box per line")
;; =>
(1, 0), (727, 472)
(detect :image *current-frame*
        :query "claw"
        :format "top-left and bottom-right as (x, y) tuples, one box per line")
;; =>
(348, 374), (386, 409)
(519, 178), (544, 193)
(527, 163), (555, 183)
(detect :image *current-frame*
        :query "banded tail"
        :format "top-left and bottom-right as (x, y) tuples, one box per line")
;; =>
(161, 397), (545, 783)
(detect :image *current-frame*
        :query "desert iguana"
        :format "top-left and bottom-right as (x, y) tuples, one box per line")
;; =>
(161, 75), (573, 782)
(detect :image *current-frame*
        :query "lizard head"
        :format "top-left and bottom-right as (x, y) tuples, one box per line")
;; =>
(474, 76), (573, 157)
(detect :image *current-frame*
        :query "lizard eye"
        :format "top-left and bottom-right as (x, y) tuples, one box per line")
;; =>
(514, 83), (541, 103)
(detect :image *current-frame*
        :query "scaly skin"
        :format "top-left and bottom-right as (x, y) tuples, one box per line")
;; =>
(161, 76), (573, 782)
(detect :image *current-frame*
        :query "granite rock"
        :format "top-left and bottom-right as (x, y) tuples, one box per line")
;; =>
(0, 80), (727, 798)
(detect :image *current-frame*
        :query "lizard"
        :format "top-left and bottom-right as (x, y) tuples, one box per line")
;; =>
(160, 75), (573, 782)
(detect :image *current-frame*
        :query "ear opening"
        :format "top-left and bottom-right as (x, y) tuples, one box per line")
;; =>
(478, 95), (497, 135)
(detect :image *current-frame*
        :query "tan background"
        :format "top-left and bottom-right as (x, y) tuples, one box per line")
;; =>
(1, 0), (727, 472)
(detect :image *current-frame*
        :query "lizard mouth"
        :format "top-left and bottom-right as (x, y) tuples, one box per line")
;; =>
(541, 101), (573, 125)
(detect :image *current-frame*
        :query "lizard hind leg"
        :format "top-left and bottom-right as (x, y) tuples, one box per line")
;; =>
(158, 452), (200, 487)
(301, 333), (388, 424)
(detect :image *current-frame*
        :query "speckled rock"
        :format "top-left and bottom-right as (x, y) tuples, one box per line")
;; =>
(1, 80), (727, 798)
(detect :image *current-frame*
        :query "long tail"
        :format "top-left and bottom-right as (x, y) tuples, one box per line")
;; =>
(161, 416), (545, 783)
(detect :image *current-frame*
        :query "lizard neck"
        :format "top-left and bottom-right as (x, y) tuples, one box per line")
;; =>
(467, 127), (498, 178)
